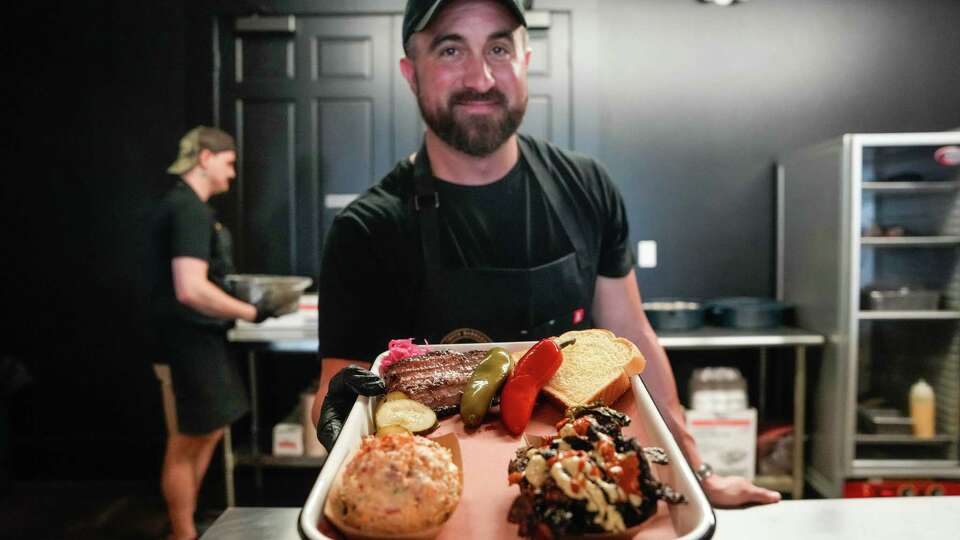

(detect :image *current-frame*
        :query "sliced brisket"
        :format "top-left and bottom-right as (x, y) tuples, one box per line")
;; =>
(382, 349), (488, 417)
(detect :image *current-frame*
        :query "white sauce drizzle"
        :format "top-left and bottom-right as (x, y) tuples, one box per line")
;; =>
(523, 454), (548, 488)
(549, 455), (627, 532)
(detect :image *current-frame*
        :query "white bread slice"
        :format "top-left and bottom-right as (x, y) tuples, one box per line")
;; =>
(542, 329), (646, 410)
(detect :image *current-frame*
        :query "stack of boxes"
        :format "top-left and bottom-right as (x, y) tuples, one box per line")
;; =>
(685, 367), (757, 480)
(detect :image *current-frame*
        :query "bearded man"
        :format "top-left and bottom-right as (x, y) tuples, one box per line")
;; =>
(312, 0), (781, 509)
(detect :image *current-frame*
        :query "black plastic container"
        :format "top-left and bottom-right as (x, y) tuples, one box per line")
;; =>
(643, 299), (705, 331)
(705, 297), (790, 329)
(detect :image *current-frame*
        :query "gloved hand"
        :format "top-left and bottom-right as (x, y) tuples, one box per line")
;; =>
(253, 289), (300, 323)
(317, 365), (386, 451)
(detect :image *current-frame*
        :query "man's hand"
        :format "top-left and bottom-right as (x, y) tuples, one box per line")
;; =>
(253, 289), (300, 322)
(702, 474), (781, 508)
(317, 366), (386, 451)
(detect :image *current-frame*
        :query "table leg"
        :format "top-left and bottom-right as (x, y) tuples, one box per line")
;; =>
(793, 346), (807, 499)
(247, 350), (263, 502)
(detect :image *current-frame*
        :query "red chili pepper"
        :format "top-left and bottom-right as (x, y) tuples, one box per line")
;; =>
(500, 338), (565, 435)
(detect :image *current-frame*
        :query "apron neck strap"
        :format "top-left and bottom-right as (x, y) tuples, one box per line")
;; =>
(411, 144), (439, 211)
(516, 135), (590, 268)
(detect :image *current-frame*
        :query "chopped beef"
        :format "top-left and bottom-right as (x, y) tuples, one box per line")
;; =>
(507, 404), (686, 538)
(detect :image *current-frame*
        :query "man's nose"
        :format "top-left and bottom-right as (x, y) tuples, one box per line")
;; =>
(462, 55), (495, 93)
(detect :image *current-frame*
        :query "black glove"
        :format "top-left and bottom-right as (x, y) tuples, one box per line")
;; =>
(317, 365), (386, 451)
(253, 289), (300, 323)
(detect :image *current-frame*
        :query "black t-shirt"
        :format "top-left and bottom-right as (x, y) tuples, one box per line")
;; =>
(146, 180), (232, 328)
(318, 137), (635, 362)
(434, 156), (571, 269)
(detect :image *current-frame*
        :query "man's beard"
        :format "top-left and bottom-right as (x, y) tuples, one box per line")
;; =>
(418, 87), (526, 157)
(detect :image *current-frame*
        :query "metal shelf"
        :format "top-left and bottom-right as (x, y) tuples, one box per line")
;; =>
(855, 434), (956, 445)
(858, 310), (960, 320)
(851, 460), (960, 479)
(780, 131), (960, 498)
(862, 181), (960, 192)
(657, 326), (824, 349)
(860, 236), (960, 247)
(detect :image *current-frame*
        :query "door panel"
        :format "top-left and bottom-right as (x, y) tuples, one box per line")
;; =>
(220, 15), (397, 278)
(297, 16), (397, 260)
(235, 100), (296, 273)
(237, 35), (295, 81)
(315, 99), (375, 193)
(315, 37), (372, 79)
(392, 14), (424, 163)
(524, 12), (570, 149)
(523, 96), (553, 142)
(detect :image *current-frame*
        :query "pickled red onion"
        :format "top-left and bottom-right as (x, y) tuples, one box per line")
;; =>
(379, 338), (428, 374)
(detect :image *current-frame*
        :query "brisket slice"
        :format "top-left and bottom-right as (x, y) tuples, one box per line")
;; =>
(382, 349), (488, 417)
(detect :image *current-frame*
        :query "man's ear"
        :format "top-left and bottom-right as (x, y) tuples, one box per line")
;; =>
(523, 47), (532, 69)
(197, 148), (214, 168)
(399, 56), (418, 96)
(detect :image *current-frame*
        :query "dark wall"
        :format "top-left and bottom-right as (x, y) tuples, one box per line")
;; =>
(3, 0), (959, 482)
(4, 1), (189, 480)
(598, 0), (960, 299)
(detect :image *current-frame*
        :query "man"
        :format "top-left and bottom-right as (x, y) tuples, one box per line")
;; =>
(148, 126), (293, 540)
(312, 0), (779, 508)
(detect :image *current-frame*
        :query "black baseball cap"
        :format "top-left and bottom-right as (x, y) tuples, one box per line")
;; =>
(402, 0), (527, 46)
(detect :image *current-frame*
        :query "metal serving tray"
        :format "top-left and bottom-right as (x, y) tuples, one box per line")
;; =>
(299, 342), (716, 540)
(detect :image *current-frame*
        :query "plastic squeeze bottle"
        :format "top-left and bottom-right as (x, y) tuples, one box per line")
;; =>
(910, 379), (935, 439)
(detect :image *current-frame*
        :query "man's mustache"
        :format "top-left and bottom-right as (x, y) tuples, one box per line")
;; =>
(450, 89), (507, 106)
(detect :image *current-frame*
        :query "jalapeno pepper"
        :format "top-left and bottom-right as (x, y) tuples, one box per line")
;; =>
(500, 338), (572, 435)
(460, 347), (513, 428)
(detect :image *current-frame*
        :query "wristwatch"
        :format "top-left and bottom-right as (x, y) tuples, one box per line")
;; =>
(695, 462), (714, 483)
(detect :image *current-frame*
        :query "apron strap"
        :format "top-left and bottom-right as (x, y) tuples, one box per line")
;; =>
(411, 145), (444, 268)
(410, 143), (451, 340)
(517, 135), (591, 272)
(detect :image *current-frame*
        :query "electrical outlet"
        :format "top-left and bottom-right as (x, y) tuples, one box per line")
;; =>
(638, 241), (657, 268)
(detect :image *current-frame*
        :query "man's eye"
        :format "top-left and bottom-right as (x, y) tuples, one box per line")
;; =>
(491, 46), (507, 55)
(440, 47), (458, 57)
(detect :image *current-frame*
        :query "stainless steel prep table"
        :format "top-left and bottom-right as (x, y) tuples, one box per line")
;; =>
(657, 326), (825, 499)
(224, 318), (320, 507)
(200, 497), (960, 539)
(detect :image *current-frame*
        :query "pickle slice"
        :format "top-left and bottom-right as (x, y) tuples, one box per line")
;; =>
(374, 398), (437, 434)
(375, 424), (412, 437)
(383, 391), (408, 402)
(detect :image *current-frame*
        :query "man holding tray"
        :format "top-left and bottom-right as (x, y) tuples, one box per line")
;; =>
(312, 0), (780, 508)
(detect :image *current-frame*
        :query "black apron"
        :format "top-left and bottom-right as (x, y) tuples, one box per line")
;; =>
(413, 136), (595, 344)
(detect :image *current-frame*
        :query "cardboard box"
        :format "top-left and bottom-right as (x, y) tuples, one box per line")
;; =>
(273, 422), (304, 456)
(686, 408), (757, 480)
